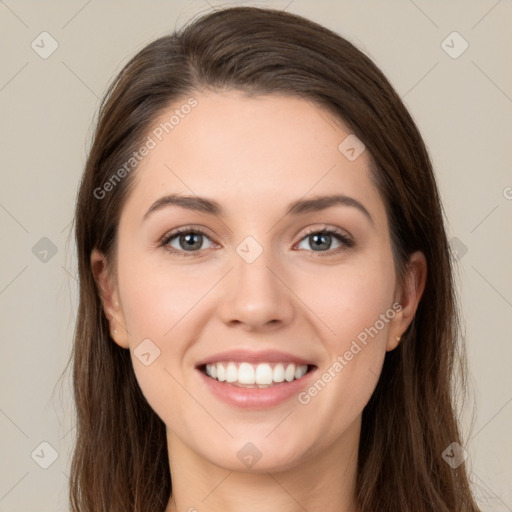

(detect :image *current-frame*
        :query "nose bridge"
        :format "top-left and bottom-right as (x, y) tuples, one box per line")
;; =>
(217, 233), (294, 329)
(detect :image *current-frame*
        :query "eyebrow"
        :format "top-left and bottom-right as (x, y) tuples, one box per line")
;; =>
(142, 193), (374, 225)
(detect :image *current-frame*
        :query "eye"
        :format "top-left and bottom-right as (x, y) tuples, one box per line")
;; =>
(160, 226), (215, 257)
(159, 224), (354, 258)
(295, 225), (354, 257)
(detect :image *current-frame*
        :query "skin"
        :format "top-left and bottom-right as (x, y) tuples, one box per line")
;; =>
(92, 90), (426, 512)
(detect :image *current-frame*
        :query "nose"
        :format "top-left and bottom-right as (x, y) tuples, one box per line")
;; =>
(216, 245), (295, 331)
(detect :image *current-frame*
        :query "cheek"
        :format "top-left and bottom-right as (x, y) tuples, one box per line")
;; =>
(298, 339), (385, 450)
(297, 283), (393, 444)
(296, 251), (396, 348)
(294, 252), (395, 411)
(116, 255), (216, 414)
(118, 252), (215, 341)
(118, 260), (204, 430)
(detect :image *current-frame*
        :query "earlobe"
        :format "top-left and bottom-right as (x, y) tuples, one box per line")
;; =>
(386, 333), (403, 352)
(90, 249), (129, 349)
(387, 251), (427, 351)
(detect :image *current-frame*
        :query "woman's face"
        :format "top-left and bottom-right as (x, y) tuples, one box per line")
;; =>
(93, 90), (421, 472)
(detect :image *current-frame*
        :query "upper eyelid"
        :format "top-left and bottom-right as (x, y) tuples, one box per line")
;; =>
(161, 225), (214, 243)
(301, 224), (352, 238)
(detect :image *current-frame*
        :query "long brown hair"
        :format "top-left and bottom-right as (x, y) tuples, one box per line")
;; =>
(65, 6), (481, 511)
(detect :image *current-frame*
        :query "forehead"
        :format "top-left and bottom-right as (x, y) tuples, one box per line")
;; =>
(121, 90), (386, 225)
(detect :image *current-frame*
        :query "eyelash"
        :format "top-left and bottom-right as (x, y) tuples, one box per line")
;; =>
(159, 224), (354, 258)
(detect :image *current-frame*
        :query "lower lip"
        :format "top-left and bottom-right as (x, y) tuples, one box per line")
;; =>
(196, 367), (317, 410)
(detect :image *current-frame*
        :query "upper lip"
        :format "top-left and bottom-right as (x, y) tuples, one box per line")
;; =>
(195, 349), (316, 368)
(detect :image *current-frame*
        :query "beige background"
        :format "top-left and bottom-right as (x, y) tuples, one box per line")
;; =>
(1, 0), (511, 510)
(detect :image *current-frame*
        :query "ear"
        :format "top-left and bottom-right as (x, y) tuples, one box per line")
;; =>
(91, 248), (129, 349)
(387, 250), (427, 351)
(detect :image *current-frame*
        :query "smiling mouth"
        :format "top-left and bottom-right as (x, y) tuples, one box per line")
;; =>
(197, 361), (317, 388)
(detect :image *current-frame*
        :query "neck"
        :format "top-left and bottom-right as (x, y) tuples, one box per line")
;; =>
(165, 417), (361, 512)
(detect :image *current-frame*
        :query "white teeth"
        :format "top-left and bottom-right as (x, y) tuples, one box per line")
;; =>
(295, 364), (307, 379)
(226, 363), (238, 383)
(255, 363), (273, 385)
(273, 363), (285, 382)
(216, 363), (226, 382)
(284, 364), (295, 382)
(204, 362), (309, 386)
(238, 362), (255, 384)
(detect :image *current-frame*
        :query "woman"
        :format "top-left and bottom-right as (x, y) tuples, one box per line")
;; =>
(68, 6), (481, 511)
